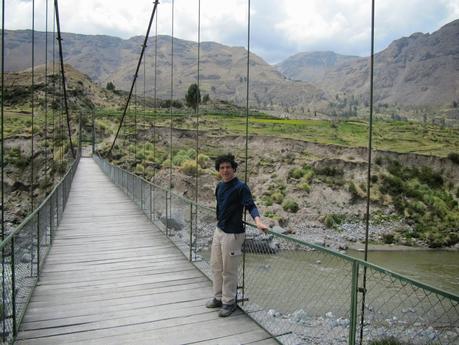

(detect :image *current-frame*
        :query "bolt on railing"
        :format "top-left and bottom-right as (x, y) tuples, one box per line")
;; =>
(1, 155), (80, 345)
(95, 155), (459, 345)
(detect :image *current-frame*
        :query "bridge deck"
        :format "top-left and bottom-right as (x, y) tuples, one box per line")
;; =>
(15, 158), (276, 345)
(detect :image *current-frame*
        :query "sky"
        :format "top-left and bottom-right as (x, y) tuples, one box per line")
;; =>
(5, 0), (459, 64)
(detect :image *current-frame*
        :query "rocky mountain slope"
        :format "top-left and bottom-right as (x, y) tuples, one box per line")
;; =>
(276, 51), (359, 83)
(4, 31), (327, 111)
(4, 19), (458, 109)
(278, 20), (459, 106)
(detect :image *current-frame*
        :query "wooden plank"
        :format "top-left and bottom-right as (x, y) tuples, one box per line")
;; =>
(16, 158), (273, 344)
(190, 329), (279, 345)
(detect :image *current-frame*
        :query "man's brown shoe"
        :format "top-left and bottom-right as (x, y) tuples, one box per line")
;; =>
(218, 303), (237, 317)
(206, 298), (222, 308)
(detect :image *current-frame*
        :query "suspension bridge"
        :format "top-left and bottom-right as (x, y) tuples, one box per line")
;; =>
(1, 1), (458, 345)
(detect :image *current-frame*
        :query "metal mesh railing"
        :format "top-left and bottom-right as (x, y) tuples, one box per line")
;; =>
(0, 155), (79, 345)
(240, 225), (354, 345)
(95, 156), (459, 345)
(357, 263), (459, 344)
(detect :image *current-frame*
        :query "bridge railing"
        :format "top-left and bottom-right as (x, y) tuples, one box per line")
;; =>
(0, 155), (80, 344)
(95, 155), (459, 345)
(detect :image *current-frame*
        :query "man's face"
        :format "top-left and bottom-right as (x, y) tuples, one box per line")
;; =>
(218, 162), (235, 182)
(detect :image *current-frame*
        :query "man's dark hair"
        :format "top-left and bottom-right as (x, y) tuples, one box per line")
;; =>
(215, 153), (238, 171)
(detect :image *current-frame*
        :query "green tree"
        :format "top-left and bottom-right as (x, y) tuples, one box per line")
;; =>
(185, 83), (201, 110)
(106, 81), (115, 91)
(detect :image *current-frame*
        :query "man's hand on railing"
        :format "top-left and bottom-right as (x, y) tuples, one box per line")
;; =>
(255, 216), (269, 233)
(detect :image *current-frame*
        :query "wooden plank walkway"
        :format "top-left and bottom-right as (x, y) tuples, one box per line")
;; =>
(15, 158), (277, 345)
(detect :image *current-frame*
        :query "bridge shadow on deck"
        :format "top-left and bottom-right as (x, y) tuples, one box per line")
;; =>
(15, 158), (276, 345)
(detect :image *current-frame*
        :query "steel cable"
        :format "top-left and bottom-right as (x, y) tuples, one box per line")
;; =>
(31, 0), (35, 211)
(107, 1), (159, 155)
(241, 0), (252, 305)
(52, 4), (56, 166)
(44, 0), (49, 189)
(153, 11), (158, 182)
(193, 0), (201, 259)
(143, 38), (146, 179)
(359, 0), (376, 343)
(1, 0), (6, 338)
(167, 0), (175, 232)
(54, 0), (75, 159)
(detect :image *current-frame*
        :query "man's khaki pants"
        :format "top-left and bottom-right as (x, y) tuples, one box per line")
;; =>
(210, 227), (245, 305)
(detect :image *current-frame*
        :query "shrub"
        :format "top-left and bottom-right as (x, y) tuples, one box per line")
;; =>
(271, 191), (284, 204)
(172, 149), (197, 166)
(418, 166), (443, 188)
(315, 166), (344, 177)
(380, 175), (405, 195)
(298, 182), (311, 192)
(144, 166), (155, 179)
(161, 158), (171, 168)
(5, 147), (29, 168)
(260, 195), (273, 206)
(180, 159), (198, 176)
(387, 159), (402, 174)
(146, 152), (156, 162)
(264, 211), (281, 221)
(382, 233), (395, 244)
(348, 181), (366, 201)
(135, 164), (144, 175)
(303, 169), (315, 182)
(447, 152), (459, 164)
(288, 167), (304, 179)
(135, 151), (145, 161)
(197, 153), (210, 168)
(54, 160), (68, 174)
(282, 199), (299, 213)
(374, 156), (383, 166)
(323, 213), (346, 229)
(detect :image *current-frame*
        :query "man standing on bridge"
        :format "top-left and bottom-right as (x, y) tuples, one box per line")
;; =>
(206, 153), (268, 317)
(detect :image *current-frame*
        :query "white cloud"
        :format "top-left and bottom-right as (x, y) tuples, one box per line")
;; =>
(3, 0), (457, 62)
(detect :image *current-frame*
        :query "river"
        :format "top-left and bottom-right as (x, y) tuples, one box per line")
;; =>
(347, 249), (459, 295)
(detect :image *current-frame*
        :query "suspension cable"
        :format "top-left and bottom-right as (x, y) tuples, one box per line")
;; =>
(54, 0), (75, 159)
(359, 0), (375, 343)
(108, 0), (159, 156)
(44, 0), (49, 187)
(134, 81), (137, 164)
(153, 10), (158, 181)
(241, 0), (251, 308)
(1, 7), (6, 338)
(31, 0), (35, 211)
(1, 0), (5, 244)
(1, 0), (5, 332)
(0, 0), (4, 328)
(194, 0), (201, 208)
(52, 3), (56, 164)
(169, 0), (174, 194)
(244, 0), (251, 185)
(143, 39), (146, 179)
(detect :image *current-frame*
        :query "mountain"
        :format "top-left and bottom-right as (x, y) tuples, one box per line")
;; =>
(276, 51), (359, 83)
(279, 20), (459, 106)
(5, 19), (458, 109)
(4, 31), (327, 111)
(3, 63), (125, 111)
